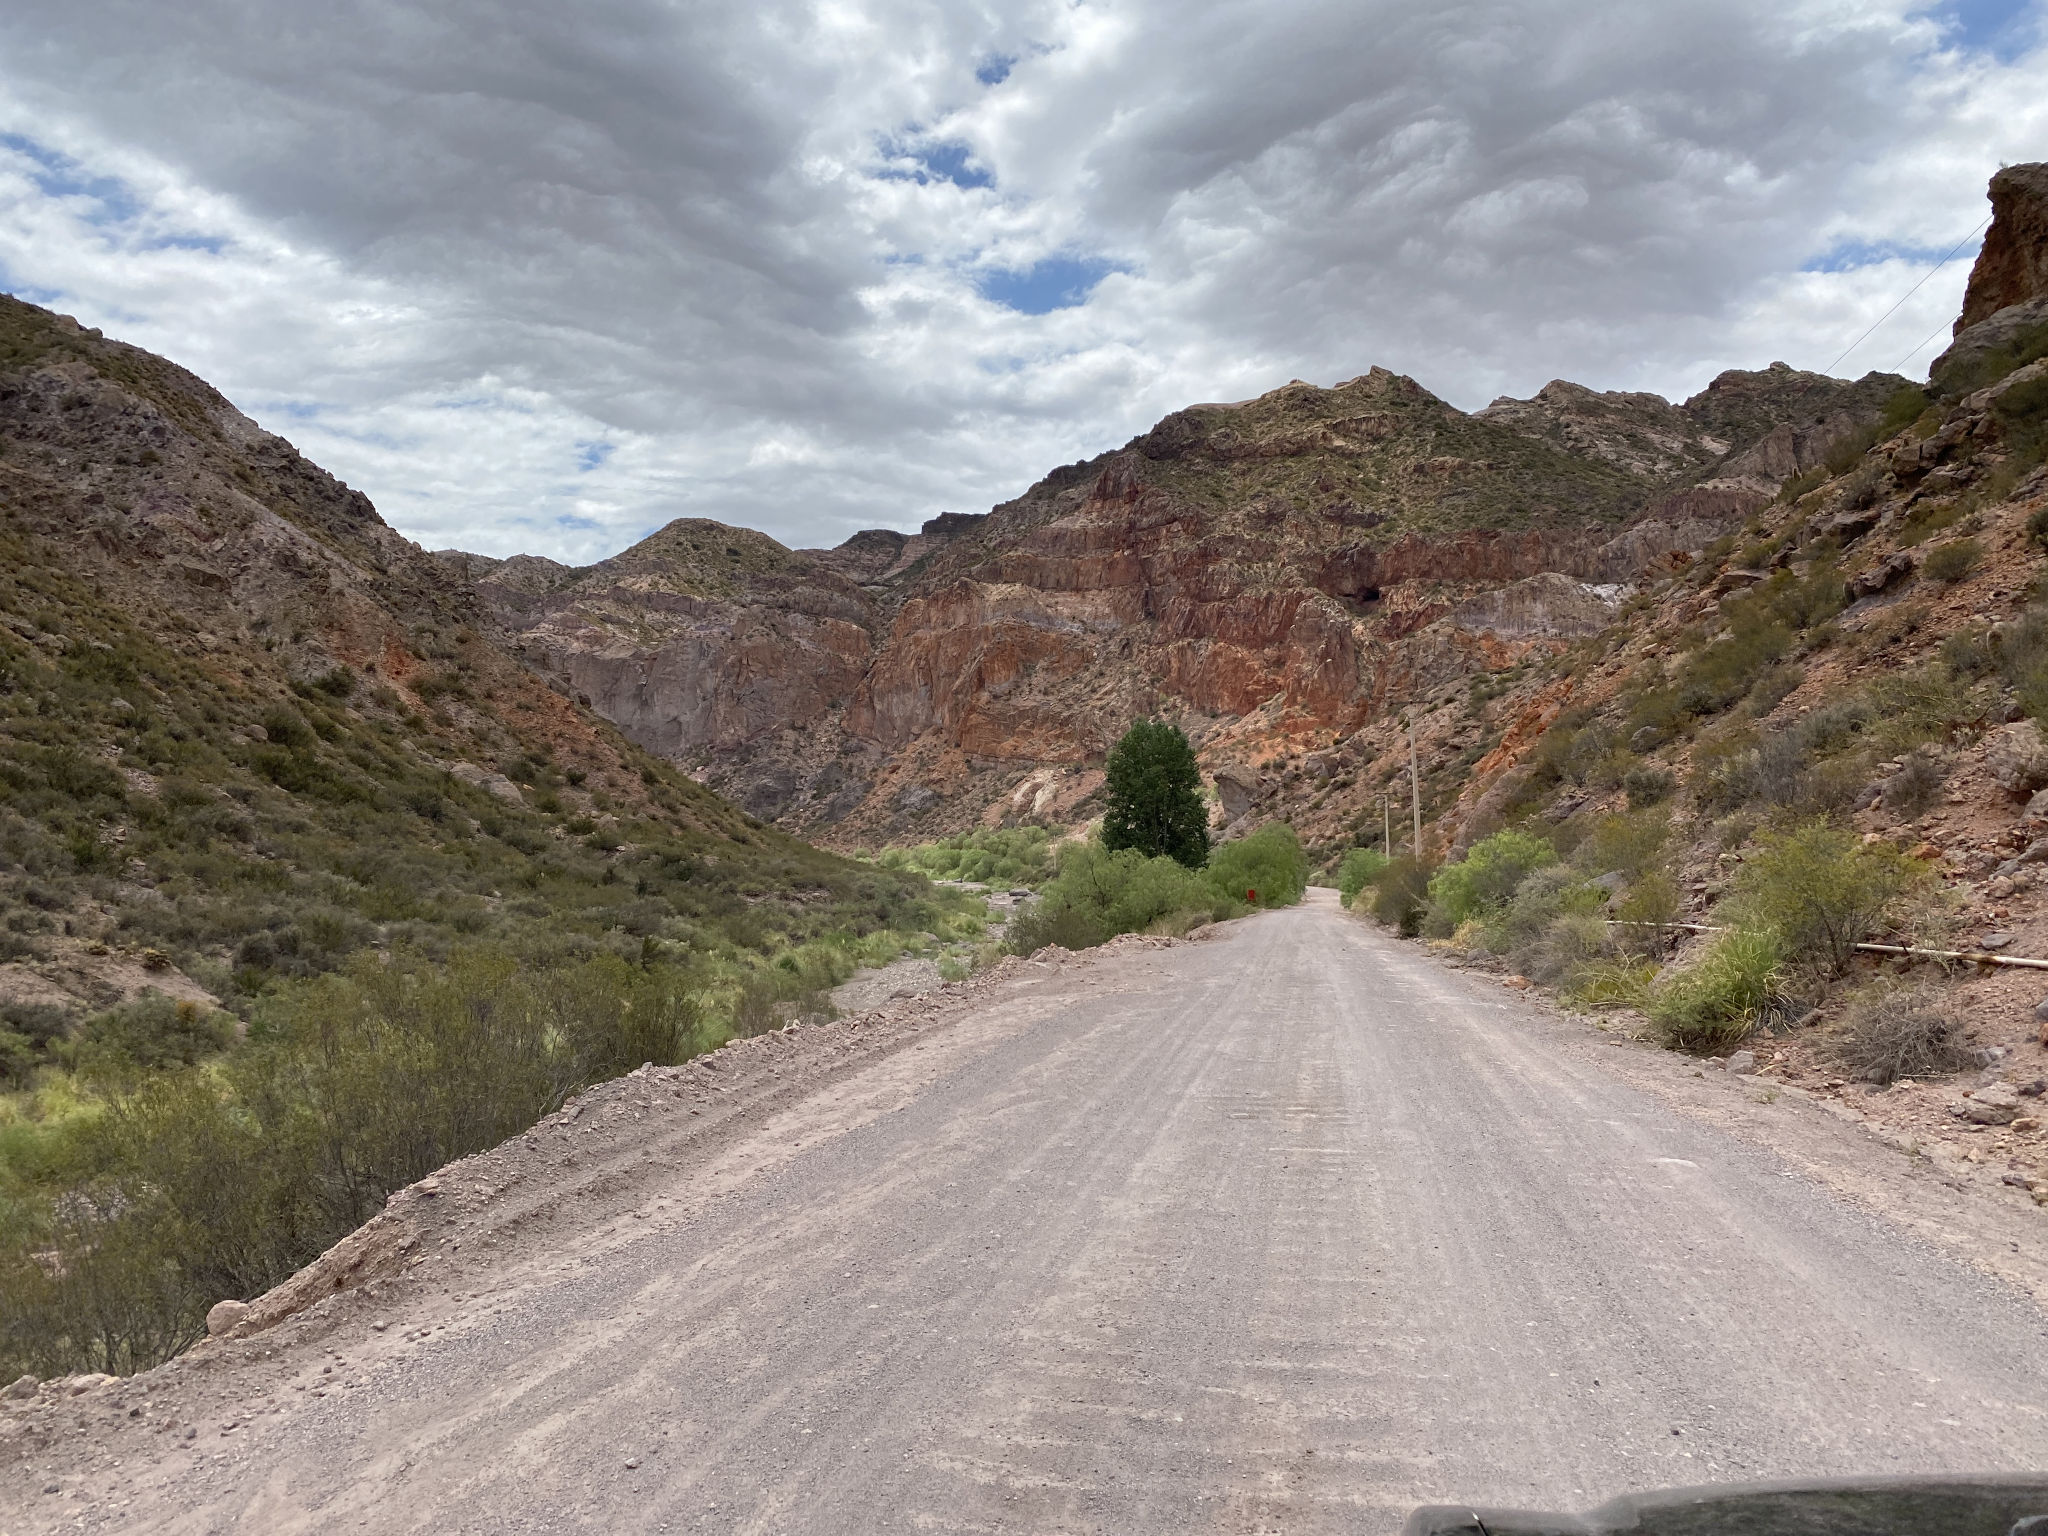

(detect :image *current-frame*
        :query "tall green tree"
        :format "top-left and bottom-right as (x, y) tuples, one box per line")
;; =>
(1101, 720), (1209, 869)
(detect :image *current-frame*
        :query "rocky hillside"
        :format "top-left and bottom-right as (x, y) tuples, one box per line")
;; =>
(1269, 162), (2048, 870)
(0, 295), (940, 1075)
(1282, 162), (2048, 1166)
(454, 357), (1904, 847)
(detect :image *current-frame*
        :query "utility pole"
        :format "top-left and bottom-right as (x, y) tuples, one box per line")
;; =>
(1408, 718), (1423, 855)
(1382, 795), (1391, 857)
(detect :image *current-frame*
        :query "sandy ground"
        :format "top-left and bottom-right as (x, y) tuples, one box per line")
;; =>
(4, 892), (2048, 1535)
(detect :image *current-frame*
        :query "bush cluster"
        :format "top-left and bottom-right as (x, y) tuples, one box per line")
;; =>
(1724, 822), (1927, 977)
(1646, 929), (1785, 1052)
(0, 946), (724, 1379)
(1006, 823), (1309, 955)
(1334, 847), (1389, 908)
(876, 826), (1054, 888)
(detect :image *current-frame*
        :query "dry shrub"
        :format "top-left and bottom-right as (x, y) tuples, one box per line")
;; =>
(1882, 748), (1948, 818)
(1837, 983), (1975, 1084)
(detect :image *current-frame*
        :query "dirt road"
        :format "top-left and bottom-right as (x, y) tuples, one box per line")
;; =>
(8, 890), (2048, 1534)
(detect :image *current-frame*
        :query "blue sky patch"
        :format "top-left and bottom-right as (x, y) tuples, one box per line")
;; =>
(575, 440), (614, 473)
(877, 134), (994, 190)
(140, 232), (228, 255)
(1802, 236), (1975, 273)
(0, 133), (143, 227)
(977, 255), (1119, 315)
(1921, 0), (2041, 60)
(976, 54), (1016, 85)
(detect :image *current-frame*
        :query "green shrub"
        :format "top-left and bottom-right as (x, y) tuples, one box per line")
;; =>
(880, 826), (1055, 888)
(1673, 617), (1793, 719)
(1724, 822), (1925, 975)
(1612, 870), (1681, 941)
(1370, 855), (1433, 936)
(1622, 766), (1673, 809)
(76, 994), (235, 1073)
(1485, 865), (1605, 958)
(1921, 538), (1983, 584)
(1335, 847), (1389, 908)
(1647, 928), (1784, 1053)
(0, 945), (714, 1378)
(1006, 842), (1237, 955)
(1996, 369), (2048, 471)
(1573, 810), (1669, 881)
(1427, 830), (1556, 928)
(1566, 957), (1657, 1009)
(1205, 824), (1308, 908)
(1868, 663), (1986, 754)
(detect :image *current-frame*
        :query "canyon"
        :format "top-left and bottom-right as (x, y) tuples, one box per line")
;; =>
(450, 360), (1904, 846)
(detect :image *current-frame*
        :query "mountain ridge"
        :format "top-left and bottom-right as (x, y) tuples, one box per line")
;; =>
(450, 357), (1906, 844)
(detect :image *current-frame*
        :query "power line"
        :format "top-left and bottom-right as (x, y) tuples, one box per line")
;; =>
(1821, 214), (1989, 377)
(1889, 315), (1957, 376)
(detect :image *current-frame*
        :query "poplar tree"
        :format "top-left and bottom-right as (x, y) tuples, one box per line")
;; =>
(1100, 720), (1209, 869)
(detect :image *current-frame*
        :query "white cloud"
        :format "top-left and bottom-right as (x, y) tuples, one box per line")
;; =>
(0, 0), (2043, 560)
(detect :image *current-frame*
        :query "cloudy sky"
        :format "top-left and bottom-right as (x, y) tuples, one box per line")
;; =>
(1, 1), (2044, 562)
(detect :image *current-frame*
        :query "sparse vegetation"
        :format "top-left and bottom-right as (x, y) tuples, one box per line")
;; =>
(1646, 928), (1784, 1053)
(1723, 822), (1928, 977)
(1837, 982), (1977, 1085)
(1921, 537), (1983, 584)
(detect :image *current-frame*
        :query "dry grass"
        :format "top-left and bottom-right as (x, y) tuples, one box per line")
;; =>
(1836, 982), (1976, 1085)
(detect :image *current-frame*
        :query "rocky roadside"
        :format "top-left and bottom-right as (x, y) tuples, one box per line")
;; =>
(1402, 920), (2048, 1311)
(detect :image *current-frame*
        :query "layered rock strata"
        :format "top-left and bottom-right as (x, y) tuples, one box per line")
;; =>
(463, 361), (1906, 843)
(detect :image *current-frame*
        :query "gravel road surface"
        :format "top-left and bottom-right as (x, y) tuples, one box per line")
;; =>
(7, 890), (2048, 1534)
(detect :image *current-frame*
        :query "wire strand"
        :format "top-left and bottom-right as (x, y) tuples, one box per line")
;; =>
(1889, 316), (1957, 376)
(1822, 214), (1989, 377)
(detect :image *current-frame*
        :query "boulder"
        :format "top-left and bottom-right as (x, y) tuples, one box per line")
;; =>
(1950, 1082), (2022, 1125)
(1211, 768), (1260, 821)
(1986, 721), (2048, 795)
(205, 1298), (251, 1337)
(1844, 551), (1917, 603)
(2, 1374), (37, 1401)
(1726, 1050), (1757, 1075)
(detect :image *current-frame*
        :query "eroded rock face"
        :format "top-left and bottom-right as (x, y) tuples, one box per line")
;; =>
(460, 363), (1910, 842)
(1934, 162), (2048, 390)
(1956, 162), (2048, 335)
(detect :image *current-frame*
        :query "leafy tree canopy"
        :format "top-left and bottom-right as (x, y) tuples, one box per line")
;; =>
(1101, 720), (1209, 869)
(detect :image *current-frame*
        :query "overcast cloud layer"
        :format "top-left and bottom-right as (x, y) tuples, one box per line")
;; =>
(1, 0), (2044, 561)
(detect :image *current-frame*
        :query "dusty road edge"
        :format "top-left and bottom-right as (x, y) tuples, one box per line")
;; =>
(1380, 913), (2048, 1311)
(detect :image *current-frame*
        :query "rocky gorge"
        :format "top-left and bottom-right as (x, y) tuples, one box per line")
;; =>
(450, 357), (1905, 847)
